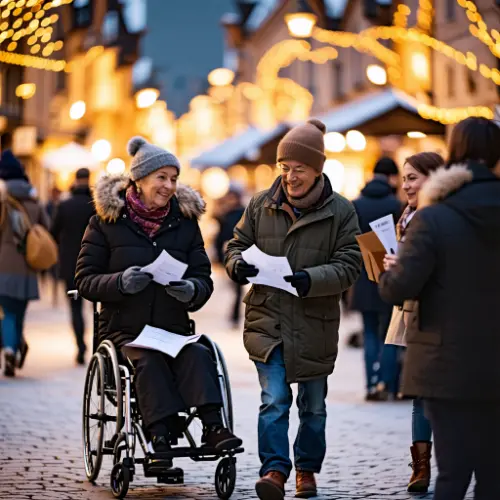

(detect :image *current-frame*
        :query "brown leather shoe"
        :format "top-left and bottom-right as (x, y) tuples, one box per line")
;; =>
(296, 470), (317, 498)
(408, 442), (432, 493)
(255, 471), (286, 500)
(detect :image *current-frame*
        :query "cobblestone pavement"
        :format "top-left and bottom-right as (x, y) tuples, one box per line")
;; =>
(0, 270), (474, 500)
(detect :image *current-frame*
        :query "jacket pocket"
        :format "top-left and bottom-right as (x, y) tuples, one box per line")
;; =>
(405, 302), (441, 346)
(304, 299), (340, 358)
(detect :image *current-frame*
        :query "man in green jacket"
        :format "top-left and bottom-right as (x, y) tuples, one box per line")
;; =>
(225, 119), (361, 500)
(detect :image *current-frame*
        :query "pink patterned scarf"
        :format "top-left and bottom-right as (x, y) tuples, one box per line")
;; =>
(125, 185), (170, 238)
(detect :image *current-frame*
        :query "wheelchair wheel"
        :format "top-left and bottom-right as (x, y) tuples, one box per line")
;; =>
(97, 342), (124, 449)
(215, 344), (234, 432)
(82, 353), (106, 482)
(110, 463), (130, 499)
(215, 457), (236, 500)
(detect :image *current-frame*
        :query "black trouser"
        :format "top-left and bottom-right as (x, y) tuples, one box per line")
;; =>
(123, 343), (223, 430)
(425, 398), (500, 500)
(231, 282), (243, 324)
(65, 278), (85, 354)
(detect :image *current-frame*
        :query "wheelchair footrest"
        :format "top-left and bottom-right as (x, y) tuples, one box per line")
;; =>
(157, 467), (184, 485)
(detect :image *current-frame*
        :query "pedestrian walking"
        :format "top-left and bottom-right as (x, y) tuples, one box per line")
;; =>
(379, 117), (500, 500)
(351, 157), (403, 400)
(225, 119), (361, 500)
(382, 151), (443, 493)
(51, 168), (95, 365)
(214, 185), (245, 328)
(0, 150), (50, 377)
(75, 137), (242, 461)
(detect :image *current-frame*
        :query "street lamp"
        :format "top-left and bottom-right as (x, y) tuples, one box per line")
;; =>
(285, 0), (317, 38)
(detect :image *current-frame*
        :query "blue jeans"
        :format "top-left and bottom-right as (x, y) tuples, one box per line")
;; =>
(0, 296), (28, 353)
(254, 346), (327, 478)
(412, 397), (432, 443)
(362, 311), (399, 393)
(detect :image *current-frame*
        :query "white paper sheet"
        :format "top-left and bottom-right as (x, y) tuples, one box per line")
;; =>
(369, 215), (398, 255)
(241, 245), (298, 296)
(125, 325), (202, 358)
(140, 250), (188, 286)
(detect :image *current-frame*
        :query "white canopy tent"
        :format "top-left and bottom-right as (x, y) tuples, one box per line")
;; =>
(42, 142), (99, 173)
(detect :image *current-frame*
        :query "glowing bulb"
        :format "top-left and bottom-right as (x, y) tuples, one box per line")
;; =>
(407, 131), (427, 139)
(208, 68), (235, 87)
(324, 132), (346, 153)
(135, 88), (160, 109)
(15, 83), (36, 99)
(285, 12), (317, 38)
(366, 64), (387, 85)
(346, 130), (367, 151)
(106, 158), (126, 175)
(411, 52), (429, 80)
(323, 159), (345, 193)
(69, 100), (86, 120)
(91, 139), (112, 162)
(201, 167), (230, 199)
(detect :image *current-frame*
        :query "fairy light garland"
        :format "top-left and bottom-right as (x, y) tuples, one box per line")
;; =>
(0, 0), (73, 69)
(457, 0), (500, 57)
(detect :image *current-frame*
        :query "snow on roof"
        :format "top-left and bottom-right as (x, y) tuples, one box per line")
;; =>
(190, 123), (289, 169)
(324, 0), (349, 19)
(245, 0), (279, 32)
(317, 89), (421, 132)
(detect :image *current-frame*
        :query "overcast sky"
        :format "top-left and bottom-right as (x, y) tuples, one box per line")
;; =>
(142, 0), (235, 116)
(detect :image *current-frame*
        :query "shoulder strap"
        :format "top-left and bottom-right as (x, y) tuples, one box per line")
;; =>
(6, 195), (33, 229)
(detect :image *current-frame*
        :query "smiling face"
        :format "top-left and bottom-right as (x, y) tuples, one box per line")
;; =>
(402, 162), (429, 208)
(279, 160), (319, 199)
(136, 166), (178, 210)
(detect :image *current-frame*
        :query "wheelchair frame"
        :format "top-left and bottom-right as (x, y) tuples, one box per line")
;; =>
(72, 292), (243, 499)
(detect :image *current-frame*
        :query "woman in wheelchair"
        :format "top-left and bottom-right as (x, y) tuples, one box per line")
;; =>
(75, 137), (242, 457)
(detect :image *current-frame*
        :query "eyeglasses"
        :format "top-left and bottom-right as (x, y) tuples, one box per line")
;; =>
(277, 162), (308, 175)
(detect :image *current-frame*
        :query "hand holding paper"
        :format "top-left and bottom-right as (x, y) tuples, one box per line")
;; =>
(241, 245), (298, 296)
(369, 215), (398, 255)
(141, 250), (188, 286)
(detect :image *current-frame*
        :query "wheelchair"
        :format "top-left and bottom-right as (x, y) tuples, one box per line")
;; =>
(69, 291), (244, 499)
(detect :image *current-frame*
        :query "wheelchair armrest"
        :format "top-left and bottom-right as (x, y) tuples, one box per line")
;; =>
(67, 290), (79, 301)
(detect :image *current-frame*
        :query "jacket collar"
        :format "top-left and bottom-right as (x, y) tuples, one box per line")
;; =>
(93, 174), (206, 223)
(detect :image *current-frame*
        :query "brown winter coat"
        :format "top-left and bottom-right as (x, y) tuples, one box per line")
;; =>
(0, 179), (49, 300)
(225, 176), (361, 383)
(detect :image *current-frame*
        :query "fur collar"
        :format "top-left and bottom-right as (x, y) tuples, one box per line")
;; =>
(419, 164), (473, 209)
(93, 174), (205, 223)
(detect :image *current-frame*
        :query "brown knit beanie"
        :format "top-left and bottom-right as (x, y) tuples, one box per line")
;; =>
(277, 119), (326, 173)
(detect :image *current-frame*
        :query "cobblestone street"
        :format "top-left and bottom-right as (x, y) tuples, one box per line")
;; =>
(0, 270), (474, 500)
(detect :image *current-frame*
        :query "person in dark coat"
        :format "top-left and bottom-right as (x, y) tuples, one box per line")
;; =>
(379, 117), (500, 500)
(75, 137), (242, 461)
(352, 157), (402, 400)
(52, 168), (95, 364)
(0, 150), (49, 376)
(214, 186), (245, 328)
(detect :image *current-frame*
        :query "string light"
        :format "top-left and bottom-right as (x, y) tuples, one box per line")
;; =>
(0, 49), (65, 71)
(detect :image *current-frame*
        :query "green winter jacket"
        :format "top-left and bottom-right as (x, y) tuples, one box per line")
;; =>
(225, 177), (361, 382)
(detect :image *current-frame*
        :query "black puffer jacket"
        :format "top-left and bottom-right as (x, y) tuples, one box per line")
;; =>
(75, 175), (213, 348)
(379, 163), (500, 401)
(351, 177), (402, 312)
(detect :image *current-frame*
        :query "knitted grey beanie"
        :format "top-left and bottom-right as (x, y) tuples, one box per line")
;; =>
(127, 136), (181, 181)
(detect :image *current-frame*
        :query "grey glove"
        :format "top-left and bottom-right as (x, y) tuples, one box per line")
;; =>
(119, 266), (153, 295)
(165, 280), (196, 303)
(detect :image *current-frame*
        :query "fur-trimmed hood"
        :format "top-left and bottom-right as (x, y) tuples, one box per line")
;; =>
(419, 162), (500, 241)
(93, 174), (206, 222)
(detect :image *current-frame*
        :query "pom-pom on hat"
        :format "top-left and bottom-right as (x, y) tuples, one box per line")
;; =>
(127, 136), (181, 181)
(277, 119), (327, 173)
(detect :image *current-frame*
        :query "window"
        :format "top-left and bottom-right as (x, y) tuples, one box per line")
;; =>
(73, 0), (92, 29)
(102, 11), (119, 44)
(446, 0), (456, 21)
(447, 66), (455, 98)
(332, 61), (344, 100)
(466, 68), (477, 95)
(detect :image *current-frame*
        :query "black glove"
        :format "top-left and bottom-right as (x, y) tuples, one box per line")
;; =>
(165, 280), (196, 303)
(284, 271), (311, 297)
(119, 266), (153, 295)
(233, 258), (258, 285)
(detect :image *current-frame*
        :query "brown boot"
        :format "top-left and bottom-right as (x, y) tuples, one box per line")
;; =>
(255, 471), (286, 500)
(296, 470), (317, 498)
(408, 442), (432, 493)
